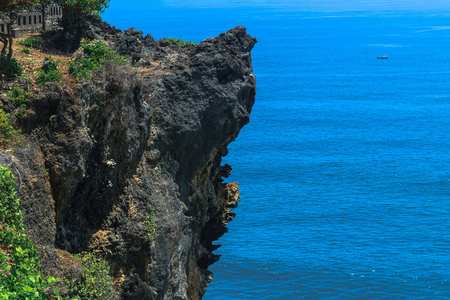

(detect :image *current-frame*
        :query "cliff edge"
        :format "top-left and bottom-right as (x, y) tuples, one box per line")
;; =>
(0, 20), (256, 299)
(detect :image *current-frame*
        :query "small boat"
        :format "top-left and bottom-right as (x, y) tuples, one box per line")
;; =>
(377, 56), (388, 59)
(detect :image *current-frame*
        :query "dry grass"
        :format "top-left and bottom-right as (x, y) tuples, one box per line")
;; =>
(3, 33), (76, 88)
(136, 62), (167, 78)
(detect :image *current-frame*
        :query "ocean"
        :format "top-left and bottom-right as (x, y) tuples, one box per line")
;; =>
(103, 2), (450, 299)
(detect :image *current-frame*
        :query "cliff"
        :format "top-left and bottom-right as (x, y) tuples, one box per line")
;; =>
(0, 20), (256, 299)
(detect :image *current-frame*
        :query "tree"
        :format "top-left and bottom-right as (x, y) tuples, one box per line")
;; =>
(54, 0), (111, 52)
(60, 0), (109, 17)
(38, 0), (50, 31)
(0, 0), (38, 78)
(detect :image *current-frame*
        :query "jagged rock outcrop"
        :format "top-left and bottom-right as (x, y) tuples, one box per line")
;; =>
(0, 22), (256, 299)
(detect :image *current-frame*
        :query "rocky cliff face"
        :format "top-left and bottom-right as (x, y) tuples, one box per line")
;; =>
(0, 21), (256, 299)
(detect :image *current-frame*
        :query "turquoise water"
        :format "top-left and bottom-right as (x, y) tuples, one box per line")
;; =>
(104, 2), (450, 299)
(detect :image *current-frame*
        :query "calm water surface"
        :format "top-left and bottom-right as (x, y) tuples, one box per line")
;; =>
(104, 2), (450, 299)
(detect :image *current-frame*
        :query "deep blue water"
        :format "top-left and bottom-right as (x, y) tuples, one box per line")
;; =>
(104, 2), (450, 299)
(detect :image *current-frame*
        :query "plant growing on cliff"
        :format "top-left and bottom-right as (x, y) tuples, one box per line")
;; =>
(0, 109), (17, 146)
(144, 208), (157, 240)
(162, 36), (198, 49)
(0, 166), (61, 299)
(65, 252), (115, 299)
(37, 57), (62, 84)
(0, 166), (23, 231)
(8, 84), (30, 119)
(0, 227), (61, 299)
(8, 84), (30, 108)
(68, 39), (126, 80)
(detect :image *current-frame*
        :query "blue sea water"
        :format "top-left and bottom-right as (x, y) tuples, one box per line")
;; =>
(104, 2), (450, 299)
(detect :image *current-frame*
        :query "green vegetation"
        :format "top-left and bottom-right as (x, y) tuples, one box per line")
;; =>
(8, 84), (30, 108)
(144, 208), (157, 240)
(59, 0), (110, 18)
(8, 84), (30, 119)
(0, 227), (61, 299)
(0, 109), (17, 146)
(20, 47), (31, 54)
(0, 166), (23, 231)
(1, 0), (111, 78)
(18, 38), (37, 55)
(68, 39), (126, 80)
(0, 0), (38, 79)
(37, 57), (62, 84)
(18, 37), (39, 49)
(1, 0), (110, 79)
(0, 166), (61, 299)
(66, 252), (115, 300)
(0, 55), (23, 79)
(0, 166), (115, 299)
(163, 36), (198, 49)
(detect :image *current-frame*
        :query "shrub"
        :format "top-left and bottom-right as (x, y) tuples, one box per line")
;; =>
(18, 37), (39, 48)
(143, 208), (157, 240)
(0, 109), (17, 146)
(0, 227), (61, 299)
(8, 84), (30, 107)
(66, 252), (115, 299)
(21, 47), (31, 54)
(163, 36), (197, 49)
(0, 166), (23, 231)
(8, 84), (30, 119)
(37, 57), (62, 84)
(0, 166), (61, 299)
(68, 39), (126, 80)
(0, 55), (23, 79)
(8, 84), (29, 110)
